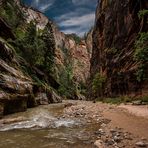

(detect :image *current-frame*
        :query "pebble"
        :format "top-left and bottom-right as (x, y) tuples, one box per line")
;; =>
(113, 135), (122, 143)
(106, 139), (114, 145)
(87, 120), (91, 123)
(94, 140), (105, 148)
(124, 133), (133, 140)
(94, 129), (105, 136)
(101, 123), (106, 127)
(135, 141), (147, 147)
(141, 137), (147, 141)
(110, 129), (117, 133)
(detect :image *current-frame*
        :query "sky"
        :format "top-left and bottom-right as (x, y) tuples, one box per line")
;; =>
(22, 0), (98, 36)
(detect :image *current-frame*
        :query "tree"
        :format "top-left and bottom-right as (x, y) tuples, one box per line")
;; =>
(41, 24), (55, 73)
(133, 10), (148, 82)
(92, 73), (106, 97)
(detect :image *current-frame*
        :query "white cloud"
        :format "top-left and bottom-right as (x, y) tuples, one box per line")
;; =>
(30, 0), (96, 35)
(72, 0), (92, 5)
(39, 3), (53, 12)
(61, 28), (86, 36)
(31, 0), (55, 12)
(58, 13), (95, 36)
(59, 13), (95, 27)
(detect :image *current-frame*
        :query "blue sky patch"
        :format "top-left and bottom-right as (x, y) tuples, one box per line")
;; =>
(22, 0), (98, 36)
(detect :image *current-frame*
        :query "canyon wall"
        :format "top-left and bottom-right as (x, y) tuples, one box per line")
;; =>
(90, 0), (148, 98)
(0, 0), (91, 117)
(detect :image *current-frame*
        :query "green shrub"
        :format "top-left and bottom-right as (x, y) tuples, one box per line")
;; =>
(67, 33), (81, 44)
(134, 32), (148, 62)
(13, 22), (46, 66)
(15, 27), (25, 39)
(141, 96), (148, 103)
(11, 21), (55, 74)
(102, 97), (122, 104)
(61, 48), (68, 56)
(98, 96), (132, 104)
(134, 32), (148, 82)
(41, 24), (55, 73)
(58, 62), (76, 98)
(0, 0), (24, 28)
(135, 10), (148, 82)
(138, 9), (148, 19)
(92, 73), (106, 93)
(78, 81), (87, 95)
(106, 47), (118, 54)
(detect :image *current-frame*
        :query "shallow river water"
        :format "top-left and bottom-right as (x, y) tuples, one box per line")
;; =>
(0, 102), (100, 148)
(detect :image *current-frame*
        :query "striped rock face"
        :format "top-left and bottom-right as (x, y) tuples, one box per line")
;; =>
(90, 0), (148, 98)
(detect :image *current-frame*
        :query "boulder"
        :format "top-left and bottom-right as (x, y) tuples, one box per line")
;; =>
(77, 94), (86, 100)
(35, 93), (49, 105)
(94, 140), (105, 148)
(47, 89), (62, 103)
(135, 141), (147, 147)
(132, 100), (142, 105)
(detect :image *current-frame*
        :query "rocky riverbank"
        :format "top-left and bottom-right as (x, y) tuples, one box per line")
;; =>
(0, 100), (148, 148)
(63, 100), (148, 148)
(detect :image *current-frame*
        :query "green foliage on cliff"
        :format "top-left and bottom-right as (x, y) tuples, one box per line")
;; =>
(141, 96), (148, 104)
(134, 9), (148, 82)
(13, 22), (45, 66)
(138, 9), (148, 19)
(106, 47), (118, 54)
(67, 34), (81, 44)
(0, 0), (24, 28)
(41, 24), (55, 73)
(58, 63), (76, 98)
(9, 21), (55, 75)
(134, 32), (148, 62)
(92, 73), (106, 93)
(134, 32), (148, 82)
(1, 1), (55, 74)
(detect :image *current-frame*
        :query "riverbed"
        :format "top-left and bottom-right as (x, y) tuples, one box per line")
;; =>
(0, 101), (101, 148)
(0, 100), (148, 148)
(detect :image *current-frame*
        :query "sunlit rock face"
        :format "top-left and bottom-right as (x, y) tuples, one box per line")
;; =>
(0, 38), (33, 116)
(90, 0), (148, 98)
(0, 0), (61, 117)
(0, 0), (92, 117)
(53, 26), (91, 84)
(21, 2), (91, 84)
(22, 7), (49, 30)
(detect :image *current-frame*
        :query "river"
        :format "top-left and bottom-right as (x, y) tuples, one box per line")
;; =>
(0, 102), (100, 148)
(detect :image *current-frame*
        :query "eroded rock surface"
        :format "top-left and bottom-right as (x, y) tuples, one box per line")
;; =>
(90, 0), (148, 98)
(0, 0), (91, 117)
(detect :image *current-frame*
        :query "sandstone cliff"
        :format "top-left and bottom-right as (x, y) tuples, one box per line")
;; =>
(0, 0), (91, 117)
(22, 2), (91, 99)
(90, 0), (148, 98)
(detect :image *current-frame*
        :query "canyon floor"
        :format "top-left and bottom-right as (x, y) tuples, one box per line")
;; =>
(0, 100), (148, 148)
(63, 100), (148, 148)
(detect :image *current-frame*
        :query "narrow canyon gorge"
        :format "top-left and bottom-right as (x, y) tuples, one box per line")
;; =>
(0, 0), (148, 147)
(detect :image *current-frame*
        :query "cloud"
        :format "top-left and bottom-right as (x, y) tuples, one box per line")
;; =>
(56, 12), (95, 36)
(61, 27), (87, 36)
(39, 3), (53, 12)
(51, 0), (97, 36)
(24, 0), (97, 35)
(72, 0), (93, 5)
(31, 0), (55, 12)
(59, 13), (95, 27)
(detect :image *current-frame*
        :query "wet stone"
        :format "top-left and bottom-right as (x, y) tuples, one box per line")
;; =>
(110, 129), (117, 133)
(94, 139), (105, 148)
(95, 129), (105, 137)
(105, 139), (114, 146)
(135, 141), (147, 147)
(113, 135), (122, 143)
